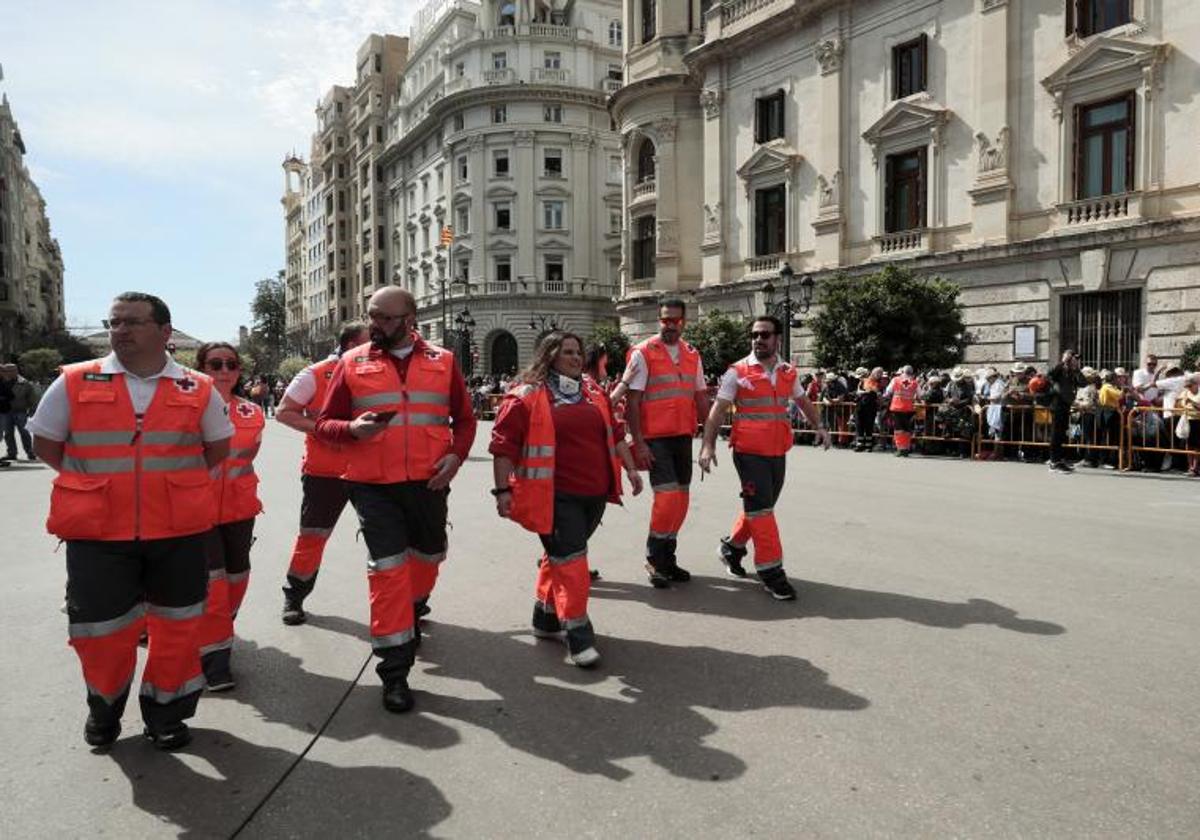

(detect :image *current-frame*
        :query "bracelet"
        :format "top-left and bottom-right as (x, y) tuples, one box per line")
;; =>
(490, 487), (512, 497)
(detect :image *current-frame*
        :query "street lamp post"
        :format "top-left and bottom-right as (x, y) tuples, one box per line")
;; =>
(761, 263), (815, 363)
(454, 308), (476, 376)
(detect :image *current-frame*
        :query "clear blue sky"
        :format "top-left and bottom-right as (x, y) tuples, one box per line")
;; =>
(0, 0), (422, 342)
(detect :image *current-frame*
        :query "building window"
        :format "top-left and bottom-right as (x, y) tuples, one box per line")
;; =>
(544, 104), (563, 123)
(492, 105), (507, 124)
(493, 149), (510, 177)
(455, 61), (465, 77)
(544, 51), (561, 69)
(494, 201), (512, 230)
(633, 216), (656, 280)
(453, 113), (464, 131)
(457, 204), (470, 234)
(492, 51), (507, 70)
(544, 148), (563, 177)
(543, 200), (564, 230)
(457, 155), (469, 180)
(1060, 288), (1141, 371)
(1075, 93), (1135, 199)
(892, 34), (928, 99)
(885, 148), (927, 233)
(1067, 0), (1132, 38)
(753, 185), (787, 256)
(422, 179), (429, 204)
(636, 139), (656, 183)
(545, 257), (565, 290)
(422, 223), (431, 251)
(609, 20), (623, 47)
(642, 0), (657, 43)
(495, 255), (512, 284)
(754, 91), (785, 144)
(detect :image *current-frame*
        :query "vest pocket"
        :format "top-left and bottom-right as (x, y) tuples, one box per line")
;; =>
(167, 473), (217, 534)
(229, 473), (263, 519)
(47, 473), (111, 539)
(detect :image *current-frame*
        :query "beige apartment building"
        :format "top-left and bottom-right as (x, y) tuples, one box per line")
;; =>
(378, 0), (625, 375)
(0, 93), (65, 357)
(611, 0), (1200, 370)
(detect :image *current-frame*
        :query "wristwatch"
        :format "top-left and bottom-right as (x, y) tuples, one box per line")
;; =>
(490, 487), (512, 497)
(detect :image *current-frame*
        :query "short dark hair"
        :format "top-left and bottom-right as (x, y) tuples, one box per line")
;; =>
(659, 298), (686, 317)
(337, 320), (368, 351)
(751, 315), (784, 336)
(114, 291), (171, 326)
(584, 342), (608, 374)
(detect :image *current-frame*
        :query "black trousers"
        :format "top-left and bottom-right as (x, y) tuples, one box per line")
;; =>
(66, 534), (208, 729)
(645, 435), (693, 567)
(348, 481), (449, 682)
(1049, 402), (1071, 464)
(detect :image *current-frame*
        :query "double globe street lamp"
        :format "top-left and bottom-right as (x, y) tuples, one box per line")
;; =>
(761, 262), (815, 363)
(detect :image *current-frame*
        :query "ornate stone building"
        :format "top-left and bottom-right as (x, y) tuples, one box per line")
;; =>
(0, 93), (65, 357)
(611, 0), (1200, 369)
(379, 0), (625, 375)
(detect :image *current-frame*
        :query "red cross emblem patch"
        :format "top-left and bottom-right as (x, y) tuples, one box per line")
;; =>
(174, 377), (198, 393)
(236, 402), (257, 418)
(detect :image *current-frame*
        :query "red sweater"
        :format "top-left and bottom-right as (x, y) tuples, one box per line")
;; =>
(490, 387), (624, 498)
(314, 339), (477, 463)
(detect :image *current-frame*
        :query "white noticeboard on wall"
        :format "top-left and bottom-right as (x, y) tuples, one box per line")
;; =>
(1013, 324), (1037, 360)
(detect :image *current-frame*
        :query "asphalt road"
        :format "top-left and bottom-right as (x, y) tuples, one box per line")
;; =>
(1, 422), (1197, 839)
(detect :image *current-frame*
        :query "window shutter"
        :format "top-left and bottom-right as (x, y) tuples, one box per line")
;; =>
(1065, 0), (1076, 37)
(884, 156), (894, 233)
(917, 148), (927, 228)
(754, 99), (763, 144)
(1072, 103), (1082, 199)
(918, 33), (928, 93)
(1125, 92), (1136, 192)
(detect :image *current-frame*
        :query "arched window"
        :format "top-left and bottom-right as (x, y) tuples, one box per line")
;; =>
(636, 139), (656, 183)
(609, 20), (623, 47)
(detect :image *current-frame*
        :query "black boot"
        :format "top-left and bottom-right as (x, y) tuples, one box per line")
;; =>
(382, 678), (414, 713)
(84, 712), (121, 749)
(718, 537), (748, 578)
(281, 586), (307, 626)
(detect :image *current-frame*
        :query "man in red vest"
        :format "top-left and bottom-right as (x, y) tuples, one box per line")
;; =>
(886, 364), (920, 456)
(621, 299), (710, 588)
(315, 287), (476, 714)
(698, 315), (830, 600)
(275, 321), (369, 624)
(29, 292), (233, 750)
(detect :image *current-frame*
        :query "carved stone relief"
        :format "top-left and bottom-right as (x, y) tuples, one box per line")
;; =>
(656, 218), (678, 255)
(703, 202), (721, 239)
(815, 37), (844, 76)
(976, 127), (1009, 173)
(699, 89), (721, 120)
(817, 171), (841, 209)
(655, 119), (677, 143)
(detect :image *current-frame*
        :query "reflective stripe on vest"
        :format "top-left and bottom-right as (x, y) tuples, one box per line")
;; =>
(636, 338), (701, 438)
(730, 360), (796, 457)
(215, 396), (264, 524)
(47, 362), (216, 542)
(302, 358), (346, 478)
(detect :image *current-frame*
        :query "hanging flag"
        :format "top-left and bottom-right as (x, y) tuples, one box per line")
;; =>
(439, 226), (453, 247)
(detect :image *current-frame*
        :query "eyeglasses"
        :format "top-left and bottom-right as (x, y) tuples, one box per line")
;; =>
(205, 359), (240, 372)
(750, 331), (775, 339)
(103, 317), (155, 330)
(659, 317), (684, 326)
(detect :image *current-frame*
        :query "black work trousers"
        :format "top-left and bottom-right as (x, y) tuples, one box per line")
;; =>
(645, 435), (693, 569)
(1049, 402), (1071, 464)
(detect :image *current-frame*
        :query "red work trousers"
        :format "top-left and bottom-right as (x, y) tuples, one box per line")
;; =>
(285, 474), (352, 600)
(645, 435), (693, 571)
(728, 452), (787, 573)
(532, 493), (605, 656)
(197, 518), (254, 679)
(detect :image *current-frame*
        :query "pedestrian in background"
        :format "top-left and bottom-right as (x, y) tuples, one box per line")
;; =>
(275, 321), (369, 625)
(194, 341), (263, 691)
(315, 287), (476, 713)
(1047, 350), (1086, 474)
(886, 365), (919, 457)
(490, 331), (642, 667)
(29, 292), (233, 750)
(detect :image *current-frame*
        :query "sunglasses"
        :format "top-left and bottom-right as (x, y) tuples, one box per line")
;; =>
(750, 330), (775, 339)
(659, 317), (684, 326)
(205, 359), (240, 372)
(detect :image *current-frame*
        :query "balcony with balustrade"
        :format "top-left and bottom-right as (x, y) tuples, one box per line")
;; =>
(415, 276), (617, 310)
(872, 229), (929, 258)
(531, 67), (571, 85)
(704, 0), (798, 43)
(1055, 192), (1142, 231)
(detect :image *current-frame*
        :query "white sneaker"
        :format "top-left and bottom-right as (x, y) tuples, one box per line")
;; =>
(568, 647), (601, 668)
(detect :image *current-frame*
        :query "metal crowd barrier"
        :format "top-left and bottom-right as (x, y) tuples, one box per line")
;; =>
(975, 403), (1127, 469)
(1124, 405), (1197, 471)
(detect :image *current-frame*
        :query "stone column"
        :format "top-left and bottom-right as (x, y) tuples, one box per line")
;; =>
(515, 130), (537, 286)
(699, 82), (723, 286)
(812, 29), (845, 269)
(968, 0), (1013, 244)
(468, 135), (486, 285)
(653, 117), (679, 291)
(571, 132), (595, 289)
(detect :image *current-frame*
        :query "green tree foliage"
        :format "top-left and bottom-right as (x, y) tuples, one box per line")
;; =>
(17, 328), (94, 364)
(590, 322), (631, 378)
(172, 349), (198, 371)
(683, 310), (749, 377)
(278, 355), (309, 384)
(247, 271), (287, 374)
(1181, 339), (1200, 371)
(17, 347), (63, 381)
(808, 265), (968, 371)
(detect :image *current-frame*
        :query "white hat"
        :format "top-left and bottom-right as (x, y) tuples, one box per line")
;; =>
(853, 367), (869, 377)
(986, 367), (999, 378)
(927, 374), (943, 384)
(824, 372), (838, 381)
(1081, 366), (1097, 378)
(1010, 362), (1027, 374)
(1113, 367), (1128, 377)
(950, 367), (966, 381)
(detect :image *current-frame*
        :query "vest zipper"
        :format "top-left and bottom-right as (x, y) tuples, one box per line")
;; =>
(133, 414), (143, 540)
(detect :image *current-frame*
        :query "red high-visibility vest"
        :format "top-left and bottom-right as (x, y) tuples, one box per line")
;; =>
(341, 340), (455, 484)
(635, 337), (701, 438)
(215, 396), (264, 524)
(890, 376), (920, 412)
(507, 380), (624, 535)
(301, 358), (346, 477)
(730, 359), (797, 457)
(46, 361), (216, 541)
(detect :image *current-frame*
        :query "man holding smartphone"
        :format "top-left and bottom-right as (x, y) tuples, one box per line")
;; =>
(1047, 349), (1086, 474)
(315, 287), (476, 713)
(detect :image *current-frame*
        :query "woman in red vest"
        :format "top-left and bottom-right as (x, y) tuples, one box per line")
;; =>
(490, 331), (642, 667)
(195, 342), (264, 691)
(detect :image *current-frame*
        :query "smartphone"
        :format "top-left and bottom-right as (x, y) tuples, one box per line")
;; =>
(372, 410), (398, 423)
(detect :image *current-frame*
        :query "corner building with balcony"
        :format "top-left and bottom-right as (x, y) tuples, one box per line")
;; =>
(380, 0), (625, 376)
(611, 0), (1200, 369)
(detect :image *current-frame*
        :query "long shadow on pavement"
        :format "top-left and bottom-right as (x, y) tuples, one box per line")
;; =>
(590, 575), (1066, 634)
(109, 728), (451, 839)
(292, 614), (868, 782)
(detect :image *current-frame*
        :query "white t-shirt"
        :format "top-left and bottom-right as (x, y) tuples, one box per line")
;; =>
(716, 354), (805, 403)
(28, 352), (234, 443)
(1132, 367), (1159, 402)
(622, 343), (707, 392)
(282, 367), (319, 406)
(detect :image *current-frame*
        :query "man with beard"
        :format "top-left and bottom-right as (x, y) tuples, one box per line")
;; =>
(620, 299), (710, 589)
(315, 287), (476, 713)
(697, 316), (830, 601)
